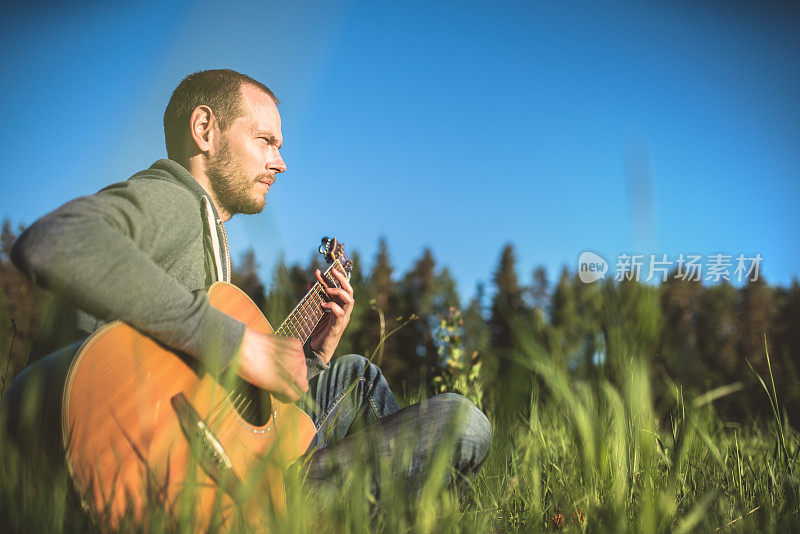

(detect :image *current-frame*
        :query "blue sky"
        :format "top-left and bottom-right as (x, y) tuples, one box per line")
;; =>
(1, 0), (798, 300)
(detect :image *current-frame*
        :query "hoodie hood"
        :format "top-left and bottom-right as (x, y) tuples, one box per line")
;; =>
(131, 159), (230, 282)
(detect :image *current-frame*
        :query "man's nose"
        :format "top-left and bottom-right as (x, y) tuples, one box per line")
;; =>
(270, 151), (287, 174)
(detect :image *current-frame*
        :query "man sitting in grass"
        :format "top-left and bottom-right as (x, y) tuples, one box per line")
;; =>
(3, 69), (492, 516)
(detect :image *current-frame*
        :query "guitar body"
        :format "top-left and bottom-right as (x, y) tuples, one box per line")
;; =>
(62, 282), (317, 530)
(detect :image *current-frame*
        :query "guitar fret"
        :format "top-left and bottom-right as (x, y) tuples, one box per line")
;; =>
(292, 313), (303, 333)
(289, 317), (304, 339)
(298, 302), (311, 331)
(286, 318), (298, 336)
(314, 285), (326, 303)
(300, 308), (312, 336)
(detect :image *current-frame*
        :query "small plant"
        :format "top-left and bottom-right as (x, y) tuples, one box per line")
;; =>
(432, 306), (484, 409)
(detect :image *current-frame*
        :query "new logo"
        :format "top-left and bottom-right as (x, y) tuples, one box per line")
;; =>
(578, 251), (608, 283)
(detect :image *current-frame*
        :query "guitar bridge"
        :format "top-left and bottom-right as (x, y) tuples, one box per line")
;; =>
(171, 393), (244, 502)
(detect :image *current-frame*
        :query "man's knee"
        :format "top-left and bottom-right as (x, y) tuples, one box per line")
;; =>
(334, 353), (370, 370)
(331, 354), (381, 382)
(432, 393), (493, 467)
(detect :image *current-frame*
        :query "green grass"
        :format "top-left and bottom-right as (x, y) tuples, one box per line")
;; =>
(1, 340), (799, 533)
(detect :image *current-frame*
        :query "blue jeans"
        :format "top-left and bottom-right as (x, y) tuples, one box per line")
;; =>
(296, 354), (493, 500)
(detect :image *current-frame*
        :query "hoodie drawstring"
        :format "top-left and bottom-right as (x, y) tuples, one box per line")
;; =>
(202, 196), (229, 282)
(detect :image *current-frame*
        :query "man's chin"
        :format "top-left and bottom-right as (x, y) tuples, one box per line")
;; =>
(237, 198), (266, 215)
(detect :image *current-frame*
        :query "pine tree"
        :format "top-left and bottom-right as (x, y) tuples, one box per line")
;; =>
(396, 248), (447, 388)
(773, 279), (800, 421)
(0, 219), (50, 383)
(488, 243), (528, 412)
(530, 266), (550, 315)
(697, 280), (738, 378)
(489, 244), (525, 352)
(550, 266), (580, 366)
(364, 237), (402, 383)
(736, 277), (776, 374)
(264, 253), (293, 326)
(1, 220), (15, 258)
(658, 273), (704, 385)
(463, 282), (490, 360)
(368, 237), (395, 314)
(433, 267), (460, 315)
(333, 250), (369, 358)
(598, 278), (661, 385)
(0, 285), (11, 394)
(573, 271), (602, 375)
(288, 263), (310, 305)
(230, 248), (266, 311)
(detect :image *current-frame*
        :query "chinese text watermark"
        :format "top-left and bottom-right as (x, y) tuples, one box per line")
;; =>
(578, 252), (762, 284)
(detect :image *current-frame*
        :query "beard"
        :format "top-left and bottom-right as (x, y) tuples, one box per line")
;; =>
(205, 136), (268, 216)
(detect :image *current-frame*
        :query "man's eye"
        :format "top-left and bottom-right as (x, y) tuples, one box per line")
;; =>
(258, 137), (281, 149)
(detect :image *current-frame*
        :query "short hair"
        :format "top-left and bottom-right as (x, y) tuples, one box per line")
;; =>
(163, 69), (279, 160)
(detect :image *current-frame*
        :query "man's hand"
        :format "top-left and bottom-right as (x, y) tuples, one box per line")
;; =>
(308, 267), (355, 363)
(236, 328), (309, 402)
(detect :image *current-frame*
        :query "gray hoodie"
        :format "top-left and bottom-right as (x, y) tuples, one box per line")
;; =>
(12, 159), (326, 378)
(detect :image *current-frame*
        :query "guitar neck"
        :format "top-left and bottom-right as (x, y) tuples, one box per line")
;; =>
(273, 260), (346, 343)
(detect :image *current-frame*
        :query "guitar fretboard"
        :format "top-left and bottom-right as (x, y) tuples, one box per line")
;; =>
(273, 259), (346, 343)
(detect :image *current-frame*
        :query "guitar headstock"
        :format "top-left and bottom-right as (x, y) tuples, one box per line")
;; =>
(318, 237), (354, 278)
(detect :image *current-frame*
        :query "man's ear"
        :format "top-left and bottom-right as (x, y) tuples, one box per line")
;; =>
(189, 105), (216, 153)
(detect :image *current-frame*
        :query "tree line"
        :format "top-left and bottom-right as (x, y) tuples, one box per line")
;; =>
(1, 218), (798, 423)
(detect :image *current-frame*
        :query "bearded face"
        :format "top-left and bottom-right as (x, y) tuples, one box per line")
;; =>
(205, 133), (267, 216)
(201, 84), (285, 219)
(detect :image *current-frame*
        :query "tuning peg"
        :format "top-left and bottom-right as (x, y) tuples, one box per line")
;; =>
(319, 237), (332, 255)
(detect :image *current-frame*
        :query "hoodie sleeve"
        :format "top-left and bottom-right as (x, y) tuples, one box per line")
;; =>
(11, 178), (245, 374)
(303, 341), (330, 380)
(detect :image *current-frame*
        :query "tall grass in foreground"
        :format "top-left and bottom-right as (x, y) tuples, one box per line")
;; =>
(1, 336), (799, 532)
(483, 336), (800, 532)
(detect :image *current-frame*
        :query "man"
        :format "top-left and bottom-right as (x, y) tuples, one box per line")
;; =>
(4, 69), (492, 516)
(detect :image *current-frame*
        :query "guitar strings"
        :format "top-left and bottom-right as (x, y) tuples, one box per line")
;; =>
(239, 398), (253, 418)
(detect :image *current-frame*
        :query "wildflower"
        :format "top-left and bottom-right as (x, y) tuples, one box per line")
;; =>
(549, 512), (565, 529)
(573, 507), (585, 524)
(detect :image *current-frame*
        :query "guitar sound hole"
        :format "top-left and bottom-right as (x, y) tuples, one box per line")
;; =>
(231, 380), (273, 426)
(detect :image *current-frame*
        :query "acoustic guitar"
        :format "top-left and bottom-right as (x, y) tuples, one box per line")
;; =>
(60, 237), (353, 530)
